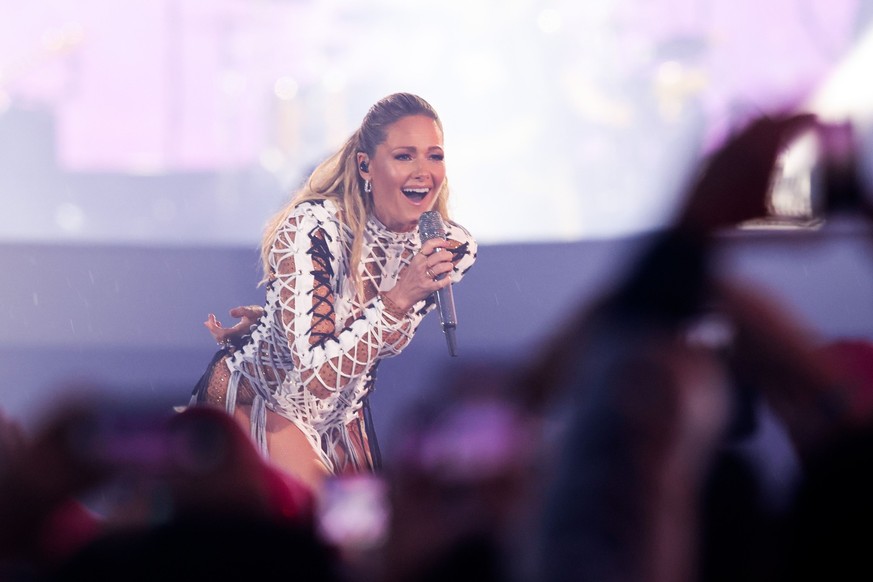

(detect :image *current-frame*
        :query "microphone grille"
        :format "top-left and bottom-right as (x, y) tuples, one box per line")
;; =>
(418, 211), (447, 243)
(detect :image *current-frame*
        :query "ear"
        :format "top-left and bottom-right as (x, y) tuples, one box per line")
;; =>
(356, 152), (370, 179)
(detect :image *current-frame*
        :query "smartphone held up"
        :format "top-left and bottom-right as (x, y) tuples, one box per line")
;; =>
(741, 119), (872, 230)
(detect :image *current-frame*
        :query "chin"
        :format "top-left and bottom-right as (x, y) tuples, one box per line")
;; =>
(420, 199), (439, 215)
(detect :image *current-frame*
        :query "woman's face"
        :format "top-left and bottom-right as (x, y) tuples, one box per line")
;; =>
(358, 115), (445, 232)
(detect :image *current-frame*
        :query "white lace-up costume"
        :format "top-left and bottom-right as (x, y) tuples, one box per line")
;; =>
(195, 199), (477, 475)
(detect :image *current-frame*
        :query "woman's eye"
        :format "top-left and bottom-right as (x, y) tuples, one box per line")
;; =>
(395, 153), (412, 161)
(430, 154), (445, 162)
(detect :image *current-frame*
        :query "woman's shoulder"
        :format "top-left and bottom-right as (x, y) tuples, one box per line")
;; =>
(290, 198), (341, 221)
(278, 199), (343, 233)
(271, 200), (345, 250)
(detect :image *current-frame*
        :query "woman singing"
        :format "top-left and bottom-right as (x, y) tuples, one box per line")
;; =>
(192, 93), (477, 492)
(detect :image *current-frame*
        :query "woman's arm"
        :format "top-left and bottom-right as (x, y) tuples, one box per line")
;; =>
(270, 203), (475, 400)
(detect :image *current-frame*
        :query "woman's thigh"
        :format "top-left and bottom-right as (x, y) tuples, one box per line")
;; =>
(264, 410), (330, 492)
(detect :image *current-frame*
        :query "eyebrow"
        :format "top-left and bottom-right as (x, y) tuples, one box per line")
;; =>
(391, 145), (444, 152)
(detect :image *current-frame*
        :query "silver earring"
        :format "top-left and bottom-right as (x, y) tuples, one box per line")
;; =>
(364, 180), (371, 194)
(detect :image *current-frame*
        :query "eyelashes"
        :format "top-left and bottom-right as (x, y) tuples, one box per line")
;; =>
(392, 153), (445, 162)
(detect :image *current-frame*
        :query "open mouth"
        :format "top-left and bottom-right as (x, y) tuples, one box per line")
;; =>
(402, 188), (430, 203)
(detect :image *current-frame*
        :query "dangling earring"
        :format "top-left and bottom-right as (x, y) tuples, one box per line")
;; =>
(364, 180), (372, 194)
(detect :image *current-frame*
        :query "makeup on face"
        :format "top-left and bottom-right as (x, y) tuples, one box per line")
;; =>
(359, 115), (446, 232)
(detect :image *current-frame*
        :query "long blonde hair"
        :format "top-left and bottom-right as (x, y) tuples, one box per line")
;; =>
(260, 93), (451, 297)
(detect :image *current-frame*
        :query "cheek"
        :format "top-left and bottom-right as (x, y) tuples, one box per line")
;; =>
(374, 166), (404, 187)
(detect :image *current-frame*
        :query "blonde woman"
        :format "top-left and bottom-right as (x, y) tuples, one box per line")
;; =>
(192, 93), (477, 492)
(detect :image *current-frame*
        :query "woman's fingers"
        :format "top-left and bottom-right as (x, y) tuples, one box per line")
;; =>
(426, 261), (453, 282)
(205, 313), (222, 332)
(228, 305), (262, 320)
(206, 306), (263, 342)
(204, 314), (230, 343)
(423, 250), (454, 281)
(205, 312), (245, 341)
(419, 237), (451, 256)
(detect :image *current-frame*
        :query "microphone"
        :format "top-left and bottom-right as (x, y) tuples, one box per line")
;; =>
(418, 210), (458, 357)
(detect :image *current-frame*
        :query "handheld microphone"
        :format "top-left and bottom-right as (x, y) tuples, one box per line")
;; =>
(418, 211), (458, 357)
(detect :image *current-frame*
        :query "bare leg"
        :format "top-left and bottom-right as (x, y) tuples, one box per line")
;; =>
(231, 404), (254, 439)
(265, 409), (330, 493)
(199, 358), (327, 490)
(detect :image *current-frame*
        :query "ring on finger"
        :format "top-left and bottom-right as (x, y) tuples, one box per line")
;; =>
(426, 267), (436, 280)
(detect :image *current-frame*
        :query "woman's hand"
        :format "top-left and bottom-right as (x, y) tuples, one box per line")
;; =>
(382, 238), (457, 314)
(205, 305), (264, 349)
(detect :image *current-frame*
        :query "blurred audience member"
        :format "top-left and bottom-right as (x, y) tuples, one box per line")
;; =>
(815, 338), (873, 427)
(377, 360), (541, 582)
(0, 396), (331, 580)
(523, 112), (868, 582)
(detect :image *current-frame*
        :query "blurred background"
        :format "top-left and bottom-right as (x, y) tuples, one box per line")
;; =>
(2, 0), (870, 245)
(2, 0), (873, 446)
